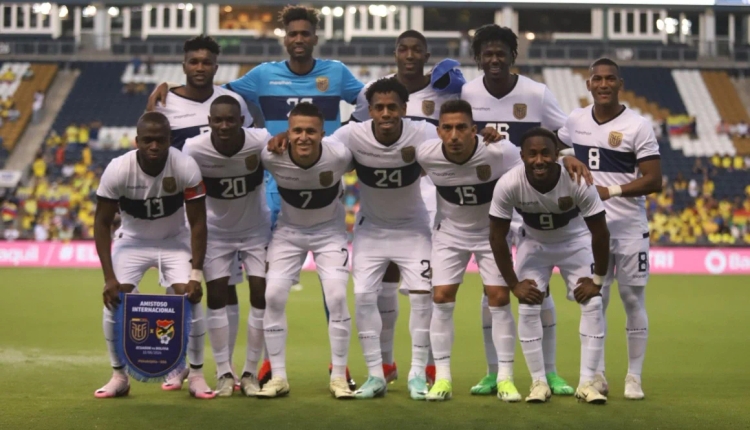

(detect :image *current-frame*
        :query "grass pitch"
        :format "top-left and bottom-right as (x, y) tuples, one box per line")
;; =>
(0, 269), (748, 430)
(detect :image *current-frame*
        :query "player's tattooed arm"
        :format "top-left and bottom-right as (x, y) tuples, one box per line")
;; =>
(576, 212), (610, 303)
(597, 158), (662, 200)
(489, 216), (543, 305)
(94, 197), (121, 309)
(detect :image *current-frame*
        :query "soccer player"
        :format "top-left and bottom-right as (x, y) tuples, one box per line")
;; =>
(182, 96), (271, 397)
(154, 35), (253, 391)
(93, 112), (214, 399)
(558, 58), (662, 400)
(461, 23), (573, 396)
(259, 103), (354, 399)
(489, 127), (610, 404)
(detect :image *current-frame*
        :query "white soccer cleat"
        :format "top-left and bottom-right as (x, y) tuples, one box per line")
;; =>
(329, 377), (355, 399)
(188, 372), (217, 399)
(575, 381), (607, 404)
(525, 380), (552, 403)
(240, 373), (261, 397)
(162, 367), (189, 391)
(94, 372), (130, 398)
(256, 376), (290, 399)
(624, 375), (645, 400)
(214, 373), (235, 398)
(592, 373), (609, 396)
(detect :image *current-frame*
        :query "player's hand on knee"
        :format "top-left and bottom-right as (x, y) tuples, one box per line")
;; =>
(186, 280), (203, 304)
(102, 279), (122, 310)
(510, 279), (543, 305)
(574, 277), (602, 304)
(562, 156), (594, 186)
(267, 132), (289, 154)
(479, 127), (502, 143)
(145, 82), (169, 112)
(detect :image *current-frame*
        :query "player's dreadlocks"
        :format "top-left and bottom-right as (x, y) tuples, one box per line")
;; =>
(183, 34), (220, 55)
(471, 24), (518, 64)
(365, 77), (410, 105)
(279, 5), (320, 29)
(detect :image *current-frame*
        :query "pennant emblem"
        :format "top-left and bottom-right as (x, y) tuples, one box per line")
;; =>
(129, 318), (149, 344)
(316, 76), (329, 92)
(608, 131), (623, 148)
(245, 154), (259, 172)
(422, 100), (435, 116)
(513, 103), (527, 120)
(155, 319), (176, 345)
(320, 171), (334, 187)
(401, 146), (416, 163)
(162, 177), (177, 193)
(558, 196), (574, 211)
(476, 165), (492, 181)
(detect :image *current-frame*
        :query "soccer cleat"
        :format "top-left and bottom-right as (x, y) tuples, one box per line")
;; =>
(470, 373), (498, 395)
(329, 377), (356, 399)
(408, 376), (429, 400)
(162, 366), (189, 391)
(546, 372), (575, 396)
(624, 375), (645, 400)
(328, 363), (357, 391)
(497, 378), (522, 402)
(525, 380), (552, 403)
(188, 372), (217, 399)
(592, 374), (610, 396)
(214, 373), (235, 398)
(575, 381), (607, 404)
(256, 377), (290, 399)
(257, 359), (272, 388)
(383, 362), (399, 384)
(354, 376), (387, 399)
(425, 364), (436, 386)
(240, 372), (261, 397)
(94, 373), (130, 398)
(425, 379), (452, 401)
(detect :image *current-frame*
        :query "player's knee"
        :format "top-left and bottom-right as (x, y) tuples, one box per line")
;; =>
(265, 288), (287, 313)
(580, 295), (603, 313)
(619, 286), (645, 311)
(432, 287), (456, 304)
(517, 303), (541, 318)
(226, 284), (239, 306)
(205, 279), (228, 309)
(355, 292), (378, 307)
(248, 276), (267, 309)
(485, 286), (511, 307)
(383, 262), (401, 283)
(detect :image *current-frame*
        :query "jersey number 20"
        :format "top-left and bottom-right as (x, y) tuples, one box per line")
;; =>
(220, 177), (247, 198)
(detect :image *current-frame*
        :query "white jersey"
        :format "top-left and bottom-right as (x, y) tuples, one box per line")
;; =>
(332, 119), (437, 229)
(261, 138), (353, 230)
(156, 85), (253, 150)
(183, 128), (271, 238)
(461, 75), (567, 145)
(97, 147), (205, 241)
(557, 105), (660, 239)
(351, 74), (459, 124)
(417, 136), (520, 236)
(490, 163), (605, 244)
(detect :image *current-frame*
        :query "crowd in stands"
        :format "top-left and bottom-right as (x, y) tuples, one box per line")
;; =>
(717, 119), (749, 138)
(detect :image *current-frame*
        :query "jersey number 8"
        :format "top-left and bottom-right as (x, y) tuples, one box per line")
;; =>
(588, 148), (600, 170)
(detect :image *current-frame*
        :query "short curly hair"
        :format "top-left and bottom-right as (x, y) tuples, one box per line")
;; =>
(279, 5), (319, 29)
(183, 34), (220, 55)
(365, 77), (409, 106)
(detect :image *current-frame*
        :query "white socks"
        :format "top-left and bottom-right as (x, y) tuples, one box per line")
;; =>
(355, 292), (384, 379)
(378, 283), (399, 365)
(408, 293), (431, 380)
(541, 294), (557, 375)
(187, 302), (206, 367)
(323, 278), (351, 380)
(518, 304), (545, 382)
(227, 304), (239, 364)
(430, 302), (455, 382)
(489, 304), (516, 381)
(103, 306), (123, 368)
(243, 307), (265, 377)
(596, 283), (612, 375)
(206, 307), (231, 376)
(579, 296), (605, 385)
(263, 279), (293, 381)
(620, 285), (648, 377)
(480, 294), (499, 375)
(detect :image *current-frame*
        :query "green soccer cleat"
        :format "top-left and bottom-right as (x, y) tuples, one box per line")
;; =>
(426, 379), (452, 401)
(354, 376), (387, 399)
(546, 372), (574, 396)
(470, 373), (498, 395)
(497, 378), (522, 402)
(408, 376), (428, 400)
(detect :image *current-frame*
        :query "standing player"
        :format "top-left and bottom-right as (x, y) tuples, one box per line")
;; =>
(489, 128), (610, 404)
(558, 58), (662, 400)
(258, 103), (354, 399)
(182, 96), (271, 397)
(93, 112), (214, 399)
(461, 24), (573, 396)
(153, 35), (253, 392)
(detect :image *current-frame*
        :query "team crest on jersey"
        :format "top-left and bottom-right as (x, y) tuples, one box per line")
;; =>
(155, 320), (175, 345)
(162, 177), (177, 193)
(422, 100), (435, 116)
(316, 76), (329, 92)
(319, 171), (334, 187)
(558, 196), (574, 211)
(401, 146), (416, 163)
(245, 154), (259, 172)
(476, 165), (492, 181)
(608, 131), (623, 148)
(513, 103), (527, 120)
(129, 318), (149, 344)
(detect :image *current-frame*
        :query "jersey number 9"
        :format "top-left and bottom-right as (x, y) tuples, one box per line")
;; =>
(539, 214), (554, 230)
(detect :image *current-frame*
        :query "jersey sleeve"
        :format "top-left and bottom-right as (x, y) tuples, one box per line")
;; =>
(349, 85), (369, 122)
(423, 122), (439, 141)
(330, 123), (352, 147)
(182, 156), (206, 200)
(249, 128), (273, 152)
(96, 159), (121, 200)
(238, 96), (254, 127)
(556, 117), (573, 147)
(499, 141), (522, 175)
(224, 66), (260, 105)
(260, 148), (276, 173)
(340, 64), (364, 105)
(635, 118), (661, 162)
(489, 177), (515, 221)
(575, 181), (605, 219)
(541, 86), (568, 131)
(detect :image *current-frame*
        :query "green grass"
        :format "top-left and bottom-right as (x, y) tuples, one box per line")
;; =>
(0, 269), (748, 429)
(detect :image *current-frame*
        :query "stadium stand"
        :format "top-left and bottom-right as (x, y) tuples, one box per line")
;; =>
(0, 62), (58, 151)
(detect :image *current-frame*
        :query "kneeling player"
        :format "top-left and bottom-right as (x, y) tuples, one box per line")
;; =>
(94, 112), (214, 399)
(183, 96), (271, 397)
(489, 128), (610, 404)
(258, 103), (354, 399)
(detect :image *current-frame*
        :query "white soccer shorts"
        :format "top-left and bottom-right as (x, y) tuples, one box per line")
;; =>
(112, 235), (191, 287)
(265, 225), (350, 283)
(352, 224), (432, 295)
(420, 176), (437, 230)
(204, 231), (270, 283)
(604, 237), (650, 287)
(431, 229), (506, 287)
(514, 233), (595, 301)
(228, 253), (244, 285)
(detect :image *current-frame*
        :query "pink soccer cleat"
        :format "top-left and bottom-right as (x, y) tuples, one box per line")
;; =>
(94, 373), (130, 398)
(162, 367), (189, 391)
(188, 372), (217, 399)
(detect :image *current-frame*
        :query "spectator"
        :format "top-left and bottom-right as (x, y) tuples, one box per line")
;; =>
(65, 123), (79, 144)
(89, 120), (101, 147)
(46, 131), (62, 147)
(673, 172), (687, 192)
(100, 133), (115, 150)
(146, 56), (154, 75)
(78, 124), (90, 145)
(32, 90), (45, 124)
(34, 220), (49, 241)
(702, 173), (715, 197)
(6, 105), (20, 122)
(693, 157), (707, 176)
(132, 55), (142, 74)
(32, 155), (47, 178)
(736, 120), (749, 138)
(688, 116), (697, 139)
(716, 119), (731, 135)
(722, 155), (732, 170)
(82, 144), (92, 166)
(119, 134), (132, 149)
(61, 164), (75, 178)
(688, 178), (699, 198)
(3, 222), (19, 241)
